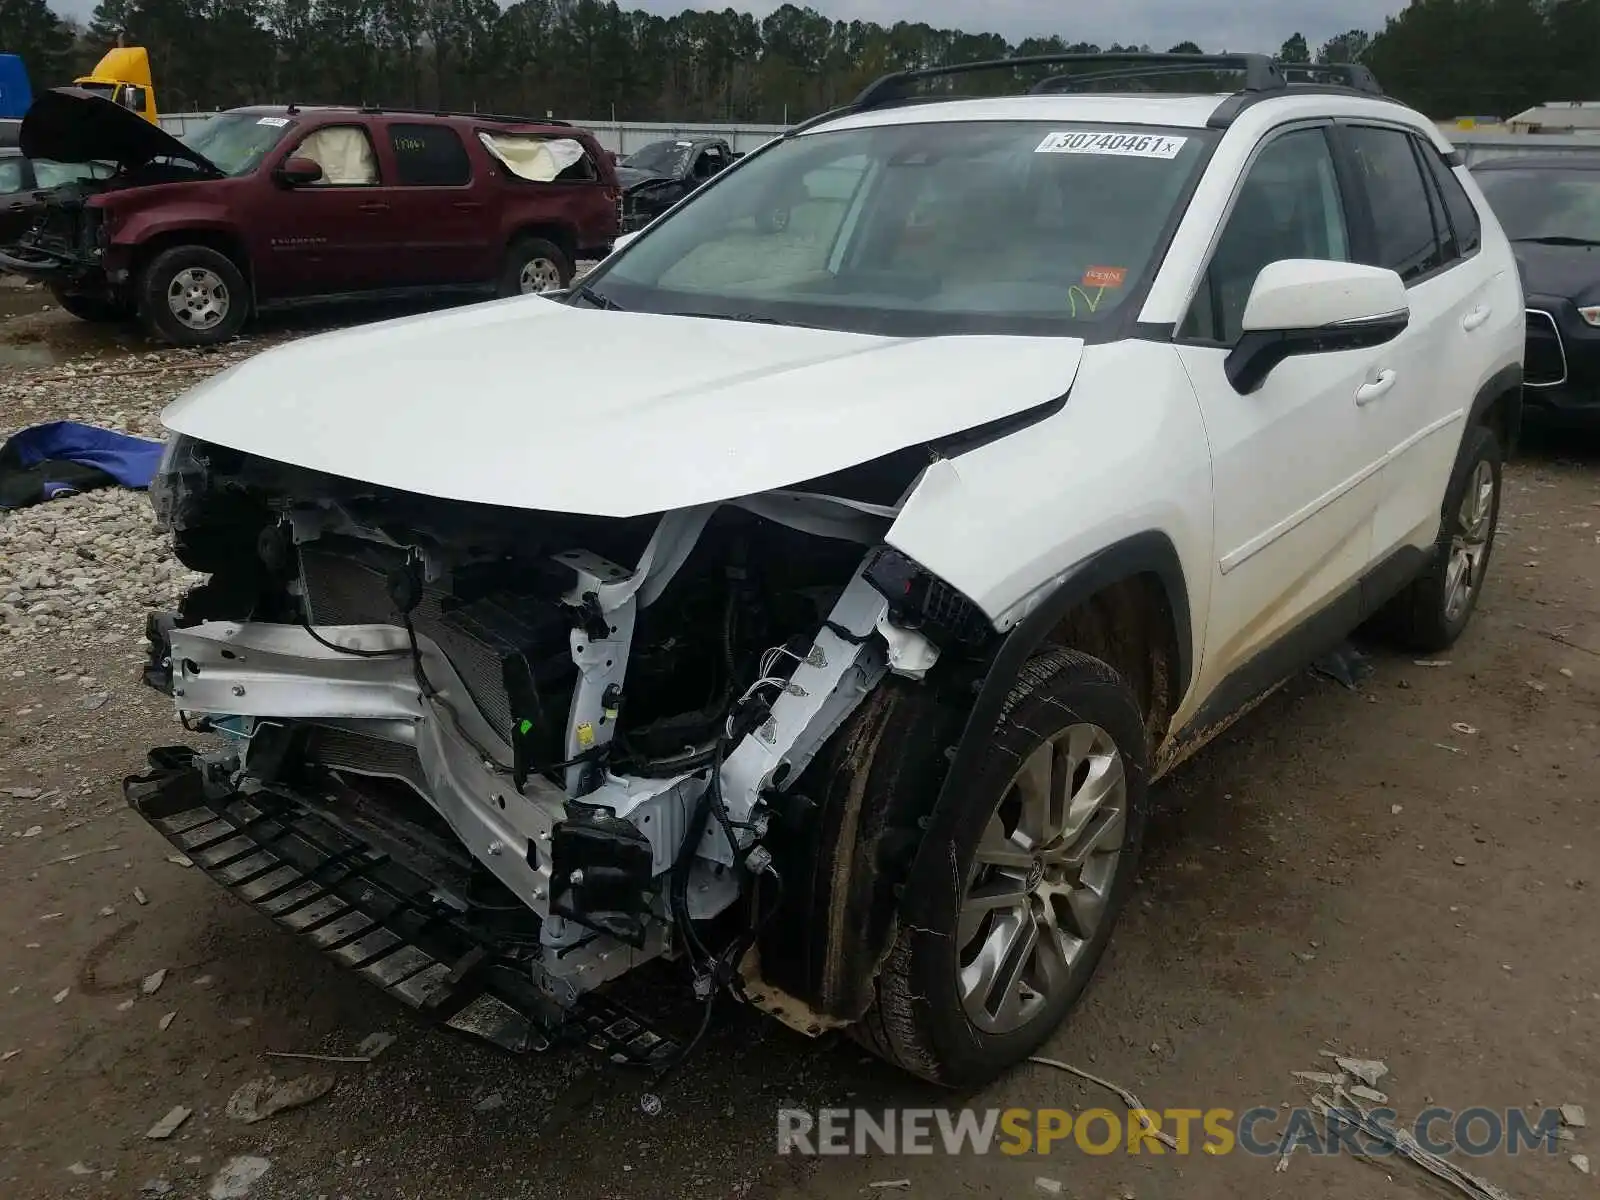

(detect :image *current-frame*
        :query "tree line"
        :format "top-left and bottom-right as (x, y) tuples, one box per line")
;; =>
(1, 0), (1597, 123)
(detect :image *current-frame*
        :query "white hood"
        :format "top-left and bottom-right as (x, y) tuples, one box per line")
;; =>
(162, 297), (1085, 517)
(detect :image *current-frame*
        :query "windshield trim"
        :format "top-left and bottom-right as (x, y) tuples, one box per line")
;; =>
(582, 119), (1220, 344)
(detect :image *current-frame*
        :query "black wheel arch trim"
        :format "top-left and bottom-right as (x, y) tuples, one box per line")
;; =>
(897, 531), (1190, 905)
(1469, 363), (1522, 457)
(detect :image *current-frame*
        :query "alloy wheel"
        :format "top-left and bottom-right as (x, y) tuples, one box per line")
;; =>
(166, 267), (230, 331)
(956, 722), (1128, 1035)
(1444, 459), (1496, 624)
(518, 257), (563, 294)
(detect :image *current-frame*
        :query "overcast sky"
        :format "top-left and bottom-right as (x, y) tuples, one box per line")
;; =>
(48, 0), (1409, 55)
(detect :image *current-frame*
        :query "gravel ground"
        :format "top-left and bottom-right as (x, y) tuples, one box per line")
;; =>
(1, 300), (1597, 1200)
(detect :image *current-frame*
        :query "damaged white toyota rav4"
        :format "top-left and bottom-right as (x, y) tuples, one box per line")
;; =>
(127, 54), (1523, 1088)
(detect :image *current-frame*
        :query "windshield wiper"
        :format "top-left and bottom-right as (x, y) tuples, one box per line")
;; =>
(572, 283), (623, 310)
(1513, 235), (1600, 247)
(676, 310), (799, 327)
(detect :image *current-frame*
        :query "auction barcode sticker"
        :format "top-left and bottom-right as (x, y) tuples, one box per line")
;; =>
(1035, 131), (1188, 158)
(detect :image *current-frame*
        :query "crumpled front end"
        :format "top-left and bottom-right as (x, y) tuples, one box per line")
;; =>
(127, 432), (962, 1055)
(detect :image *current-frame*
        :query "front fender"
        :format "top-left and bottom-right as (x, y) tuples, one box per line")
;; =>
(111, 206), (243, 252)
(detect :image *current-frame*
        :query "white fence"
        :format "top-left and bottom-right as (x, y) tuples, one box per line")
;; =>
(1446, 131), (1600, 165)
(160, 112), (1600, 167)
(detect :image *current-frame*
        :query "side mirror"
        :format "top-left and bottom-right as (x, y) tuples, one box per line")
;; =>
(273, 156), (323, 187)
(1226, 259), (1409, 394)
(610, 230), (641, 254)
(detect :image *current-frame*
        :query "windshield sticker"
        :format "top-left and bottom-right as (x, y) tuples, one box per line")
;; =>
(1035, 131), (1187, 159)
(256, 117), (290, 127)
(1082, 266), (1128, 289)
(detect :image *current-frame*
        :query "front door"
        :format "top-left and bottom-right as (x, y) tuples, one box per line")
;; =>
(1174, 124), (1390, 701)
(249, 123), (399, 299)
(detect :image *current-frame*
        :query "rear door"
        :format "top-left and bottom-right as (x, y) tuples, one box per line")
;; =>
(1173, 124), (1389, 700)
(377, 121), (496, 286)
(1336, 123), (1498, 569)
(249, 121), (397, 298)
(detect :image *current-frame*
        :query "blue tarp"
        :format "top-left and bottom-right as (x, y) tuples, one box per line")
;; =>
(0, 420), (165, 509)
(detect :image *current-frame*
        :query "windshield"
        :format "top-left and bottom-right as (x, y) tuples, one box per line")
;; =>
(76, 82), (116, 100)
(587, 121), (1210, 336)
(624, 140), (693, 176)
(1474, 167), (1600, 244)
(180, 114), (295, 177)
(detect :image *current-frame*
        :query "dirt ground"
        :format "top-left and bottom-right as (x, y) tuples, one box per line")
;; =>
(0, 296), (1596, 1200)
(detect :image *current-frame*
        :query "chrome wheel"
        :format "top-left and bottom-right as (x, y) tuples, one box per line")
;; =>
(957, 722), (1128, 1035)
(166, 267), (230, 331)
(1444, 459), (1496, 624)
(518, 257), (563, 294)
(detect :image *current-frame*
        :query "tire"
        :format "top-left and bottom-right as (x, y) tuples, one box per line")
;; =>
(854, 649), (1151, 1087)
(1376, 423), (1503, 653)
(498, 237), (572, 297)
(135, 245), (249, 347)
(50, 287), (131, 324)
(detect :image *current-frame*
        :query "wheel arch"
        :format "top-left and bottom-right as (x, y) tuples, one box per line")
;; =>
(129, 228), (255, 309)
(747, 532), (1191, 1030)
(505, 222), (577, 263)
(1469, 363), (1523, 459)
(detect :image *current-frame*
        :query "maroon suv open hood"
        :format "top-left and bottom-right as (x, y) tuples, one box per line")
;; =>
(20, 88), (222, 175)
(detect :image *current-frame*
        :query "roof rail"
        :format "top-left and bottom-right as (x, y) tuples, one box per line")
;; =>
(354, 104), (572, 127)
(1029, 64), (1264, 94)
(1277, 61), (1382, 93)
(853, 53), (1289, 110)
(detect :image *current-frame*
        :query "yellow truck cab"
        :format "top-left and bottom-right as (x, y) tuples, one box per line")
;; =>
(73, 47), (158, 124)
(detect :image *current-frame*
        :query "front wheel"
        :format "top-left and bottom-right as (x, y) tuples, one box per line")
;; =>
(135, 245), (249, 347)
(854, 649), (1150, 1087)
(498, 237), (572, 296)
(1376, 422), (1503, 652)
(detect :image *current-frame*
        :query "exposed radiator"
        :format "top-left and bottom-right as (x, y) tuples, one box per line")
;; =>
(306, 726), (429, 797)
(298, 547), (573, 750)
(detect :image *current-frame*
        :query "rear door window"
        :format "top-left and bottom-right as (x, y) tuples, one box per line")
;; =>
(388, 123), (472, 187)
(1421, 150), (1482, 256)
(1345, 125), (1447, 283)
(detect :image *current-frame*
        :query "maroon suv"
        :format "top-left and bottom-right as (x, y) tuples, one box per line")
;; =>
(1, 89), (621, 346)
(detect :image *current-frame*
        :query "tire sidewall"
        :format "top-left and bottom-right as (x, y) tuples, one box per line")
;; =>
(499, 237), (572, 297)
(895, 653), (1151, 1085)
(138, 246), (248, 347)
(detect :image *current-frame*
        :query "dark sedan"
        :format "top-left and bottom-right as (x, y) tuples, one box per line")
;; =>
(1473, 154), (1600, 427)
(0, 148), (114, 245)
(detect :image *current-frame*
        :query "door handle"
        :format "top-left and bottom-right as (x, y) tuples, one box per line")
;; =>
(358, 201), (390, 213)
(1462, 305), (1492, 332)
(452, 201), (484, 211)
(1355, 369), (1398, 406)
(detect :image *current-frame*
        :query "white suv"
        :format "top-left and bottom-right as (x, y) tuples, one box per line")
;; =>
(131, 54), (1522, 1089)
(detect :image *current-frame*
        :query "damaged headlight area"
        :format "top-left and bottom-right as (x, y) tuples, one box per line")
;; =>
(126, 439), (982, 1063)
